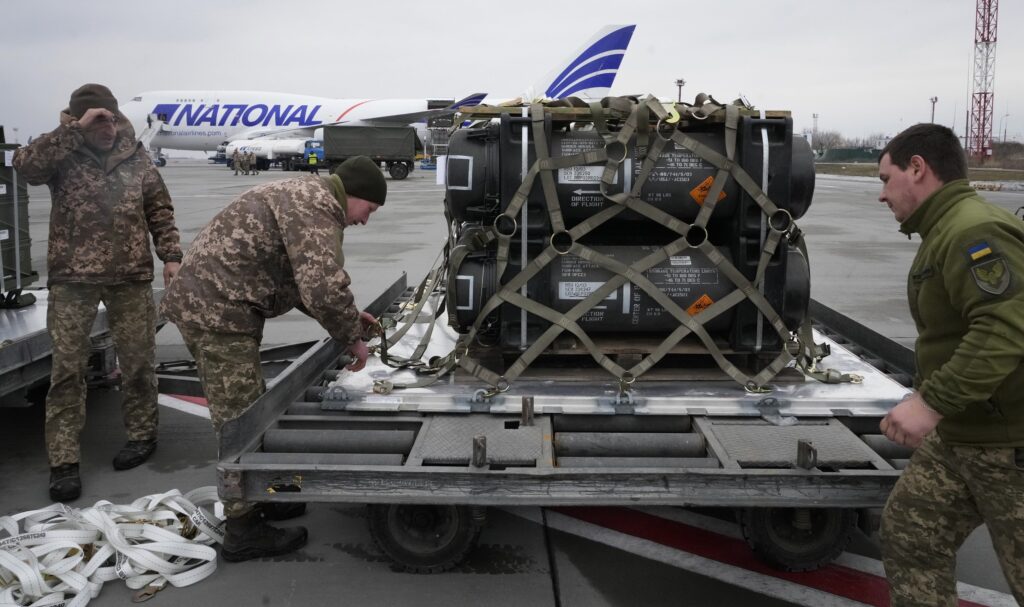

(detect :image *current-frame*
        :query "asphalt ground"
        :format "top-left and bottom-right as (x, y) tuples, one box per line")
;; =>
(2, 161), (1022, 606)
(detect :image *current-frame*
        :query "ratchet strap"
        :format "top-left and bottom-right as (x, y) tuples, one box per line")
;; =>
(0, 487), (223, 606)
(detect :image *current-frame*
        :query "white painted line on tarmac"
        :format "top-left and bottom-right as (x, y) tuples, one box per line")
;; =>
(157, 394), (210, 419)
(505, 507), (1016, 607)
(507, 507), (866, 607)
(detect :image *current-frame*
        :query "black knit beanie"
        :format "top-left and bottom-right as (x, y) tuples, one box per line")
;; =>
(69, 83), (119, 118)
(333, 156), (387, 205)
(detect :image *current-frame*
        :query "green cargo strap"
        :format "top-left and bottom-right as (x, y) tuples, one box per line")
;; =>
(531, 103), (567, 233)
(636, 102), (650, 161)
(589, 101), (611, 141)
(787, 227), (860, 385)
(399, 96), (819, 394)
(378, 265), (444, 369)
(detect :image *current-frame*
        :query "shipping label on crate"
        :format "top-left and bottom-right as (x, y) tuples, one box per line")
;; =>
(0, 230), (9, 241)
(0, 184), (6, 195)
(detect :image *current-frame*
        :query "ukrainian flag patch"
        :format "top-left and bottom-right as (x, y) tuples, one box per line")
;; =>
(968, 241), (993, 261)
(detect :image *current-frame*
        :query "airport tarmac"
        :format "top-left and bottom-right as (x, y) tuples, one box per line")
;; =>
(2, 161), (1023, 606)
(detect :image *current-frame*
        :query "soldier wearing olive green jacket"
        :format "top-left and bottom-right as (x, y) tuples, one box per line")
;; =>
(875, 123), (1024, 606)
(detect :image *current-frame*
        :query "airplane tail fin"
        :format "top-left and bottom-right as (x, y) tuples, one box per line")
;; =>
(447, 92), (488, 110)
(529, 24), (636, 101)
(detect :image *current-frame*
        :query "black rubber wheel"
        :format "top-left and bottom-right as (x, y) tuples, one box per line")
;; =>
(155, 157), (167, 167)
(367, 504), (486, 573)
(739, 507), (857, 571)
(388, 163), (409, 180)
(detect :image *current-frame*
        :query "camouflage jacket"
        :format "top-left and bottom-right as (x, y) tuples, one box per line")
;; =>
(160, 175), (362, 344)
(901, 180), (1024, 446)
(13, 111), (182, 285)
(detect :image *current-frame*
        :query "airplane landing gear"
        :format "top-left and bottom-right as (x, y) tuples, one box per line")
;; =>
(151, 147), (167, 167)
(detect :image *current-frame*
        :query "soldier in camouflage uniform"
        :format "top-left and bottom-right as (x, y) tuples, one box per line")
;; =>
(875, 123), (1024, 606)
(160, 155), (385, 562)
(232, 149), (241, 175)
(13, 84), (182, 502)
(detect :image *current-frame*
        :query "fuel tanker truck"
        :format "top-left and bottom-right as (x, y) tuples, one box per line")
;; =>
(200, 94), (914, 575)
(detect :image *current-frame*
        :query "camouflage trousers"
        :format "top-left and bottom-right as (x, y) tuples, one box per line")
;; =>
(881, 432), (1024, 606)
(46, 282), (158, 466)
(179, 326), (264, 518)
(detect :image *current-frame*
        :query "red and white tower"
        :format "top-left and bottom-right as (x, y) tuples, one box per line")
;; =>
(967, 0), (998, 159)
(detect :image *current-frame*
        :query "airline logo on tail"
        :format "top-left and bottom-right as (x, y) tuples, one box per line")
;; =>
(542, 24), (636, 99)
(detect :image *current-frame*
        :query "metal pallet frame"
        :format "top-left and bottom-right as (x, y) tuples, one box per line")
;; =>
(218, 276), (908, 509)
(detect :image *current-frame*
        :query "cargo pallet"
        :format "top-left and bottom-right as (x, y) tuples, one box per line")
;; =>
(214, 275), (915, 572)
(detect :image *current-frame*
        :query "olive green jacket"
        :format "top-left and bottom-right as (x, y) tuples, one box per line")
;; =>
(901, 179), (1024, 445)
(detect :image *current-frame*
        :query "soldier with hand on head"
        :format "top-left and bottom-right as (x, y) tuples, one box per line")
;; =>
(875, 123), (1024, 606)
(13, 84), (182, 502)
(160, 156), (385, 561)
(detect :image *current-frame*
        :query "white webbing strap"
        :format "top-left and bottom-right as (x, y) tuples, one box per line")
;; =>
(0, 486), (224, 606)
(756, 109), (769, 352)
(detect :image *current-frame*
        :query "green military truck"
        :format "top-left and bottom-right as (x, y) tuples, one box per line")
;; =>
(322, 125), (419, 180)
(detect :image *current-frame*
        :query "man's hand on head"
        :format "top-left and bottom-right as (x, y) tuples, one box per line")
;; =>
(880, 391), (943, 448)
(77, 108), (115, 129)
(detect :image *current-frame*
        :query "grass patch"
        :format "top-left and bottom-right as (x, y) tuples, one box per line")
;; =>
(816, 163), (1024, 182)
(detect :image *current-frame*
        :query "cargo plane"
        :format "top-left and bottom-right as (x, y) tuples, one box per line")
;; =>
(118, 25), (636, 166)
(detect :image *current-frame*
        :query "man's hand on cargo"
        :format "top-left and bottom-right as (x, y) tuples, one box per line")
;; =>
(163, 262), (180, 284)
(880, 391), (942, 447)
(346, 340), (369, 372)
(359, 310), (381, 340)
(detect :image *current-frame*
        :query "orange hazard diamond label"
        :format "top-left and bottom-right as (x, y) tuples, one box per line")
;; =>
(690, 176), (727, 206)
(687, 294), (714, 316)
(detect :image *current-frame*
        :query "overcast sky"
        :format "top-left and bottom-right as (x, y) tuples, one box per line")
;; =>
(2, 0), (1021, 145)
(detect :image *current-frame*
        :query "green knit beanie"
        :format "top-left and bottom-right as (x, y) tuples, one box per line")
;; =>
(333, 156), (387, 205)
(69, 83), (119, 118)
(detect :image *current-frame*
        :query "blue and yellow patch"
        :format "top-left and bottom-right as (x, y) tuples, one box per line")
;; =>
(968, 241), (993, 261)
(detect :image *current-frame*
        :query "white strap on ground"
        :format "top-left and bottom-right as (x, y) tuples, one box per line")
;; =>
(0, 487), (224, 606)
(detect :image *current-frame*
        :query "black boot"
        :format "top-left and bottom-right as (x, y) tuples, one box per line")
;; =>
(49, 463), (81, 502)
(221, 509), (308, 562)
(260, 502), (307, 521)
(261, 484), (306, 521)
(113, 439), (157, 470)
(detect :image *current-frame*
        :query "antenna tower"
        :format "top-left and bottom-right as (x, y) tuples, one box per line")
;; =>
(966, 0), (998, 159)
